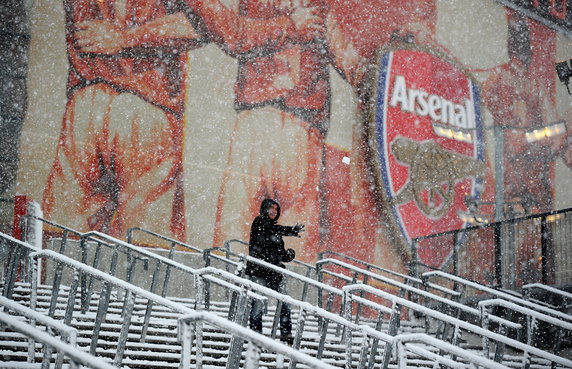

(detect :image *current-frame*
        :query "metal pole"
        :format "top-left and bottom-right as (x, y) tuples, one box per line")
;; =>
(494, 125), (504, 222)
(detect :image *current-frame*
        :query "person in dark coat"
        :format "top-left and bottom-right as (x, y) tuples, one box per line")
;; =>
(246, 198), (304, 345)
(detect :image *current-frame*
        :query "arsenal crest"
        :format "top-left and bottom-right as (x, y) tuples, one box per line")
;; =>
(366, 48), (486, 269)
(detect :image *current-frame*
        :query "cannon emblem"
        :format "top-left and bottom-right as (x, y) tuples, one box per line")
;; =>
(390, 137), (486, 218)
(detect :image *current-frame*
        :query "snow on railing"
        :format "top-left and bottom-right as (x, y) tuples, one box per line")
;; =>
(65, 232), (266, 329)
(522, 283), (572, 308)
(25, 236), (395, 367)
(178, 311), (339, 369)
(1, 231), (39, 299)
(221, 239), (315, 272)
(393, 333), (511, 369)
(0, 310), (115, 369)
(0, 229), (200, 341)
(317, 250), (459, 298)
(126, 226), (204, 253)
(342, 284), (572, 369)
(479, 298), (572, 354)
(423, 270), (572, 323)
(193, 265), (398, 368)
(3, 230), (347, 356)
(15, 217), (181, 302)
(5, 228), (571, 369)
(523, 283), (572, 299)
(25, 245), (397, 368)
(203, 243), (317, 305)
(13, 220), (345, 318)
(18, 217), (199, 301)
(193, 263), (526, 369)
(1, 232), (392, 368)
(0, 295), (78, 368)
(317, 258), (519, 332)
(3, 234), (281, 368)
(77, 231), (331, 336)
(26, 248), (196, 366)
(202, 248), (347, 318)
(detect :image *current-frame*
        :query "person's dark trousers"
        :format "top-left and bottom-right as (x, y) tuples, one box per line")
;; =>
(248, 275), (292, 341)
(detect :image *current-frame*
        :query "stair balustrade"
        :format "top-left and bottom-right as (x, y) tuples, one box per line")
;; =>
(3, 220), (571, 369)
(478, 298), (572, 355)
(178, 311), (339, 369)
(0, 295), (78, 368)
(317, 258), (519, 332)
(393, 333), (511, 369)
(0, 310), (115, 369)
(423, 271), (572, 323)
(342, 284), (572, 369)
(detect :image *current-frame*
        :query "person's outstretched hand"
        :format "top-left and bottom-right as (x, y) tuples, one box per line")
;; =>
(293, 223), (305, 236)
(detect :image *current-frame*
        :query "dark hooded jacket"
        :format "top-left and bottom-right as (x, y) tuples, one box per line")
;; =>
(245, 199), (298, 283)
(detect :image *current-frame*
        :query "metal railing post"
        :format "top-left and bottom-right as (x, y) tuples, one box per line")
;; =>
(410, 238), (419, 279)
(493, 222), (503, 288)
(177, 320), (194, 369)
(288, 306), (308, 369)
(114, 289), (135, 367)
(453, 230), (459, 276)
(540, 215), (553, 285)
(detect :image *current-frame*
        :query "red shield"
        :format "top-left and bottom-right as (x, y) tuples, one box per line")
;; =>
(368, 49), (485, 269)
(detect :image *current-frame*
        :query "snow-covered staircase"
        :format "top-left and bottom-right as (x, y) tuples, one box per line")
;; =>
(1, 223), (572, 369)
(1, 282), (425, 368)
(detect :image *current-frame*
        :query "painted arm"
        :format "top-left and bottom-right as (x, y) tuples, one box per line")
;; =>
(325, 11), (367, 88)
(74, 12), (203, 55)
(183, 0), (324, 57)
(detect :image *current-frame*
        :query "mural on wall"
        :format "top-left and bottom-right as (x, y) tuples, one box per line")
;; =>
(479, 11), (564, 286)
(15, 0), (572, 277)
(481, 11), (563, 215)
(42, 0), (206, 240)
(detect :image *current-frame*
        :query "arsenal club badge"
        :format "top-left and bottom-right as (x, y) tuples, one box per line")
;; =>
(366, 48), (486, 269)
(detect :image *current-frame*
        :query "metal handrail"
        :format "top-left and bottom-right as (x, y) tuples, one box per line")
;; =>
(411, 207), (572, 243)
(8, 224), (571, 367)
(45, 231), (405, 366)
(411, 207), (572, 285)
(222, 239), (315, 271)
(479, 298), (572, 353)
(178, 311), (339, 369)
(423, 270), (572, 323)
(19, 220), (320, 310)
(316, 258), (519, 330)
(81, 232), (267, 316)
(126, 226), (204, 253)
(27, 248), (195, 366)
(1, 231), (39, 299)
(206, 241), (317, 293)
(32, 247), (394, 368)
(193, 265), (398, 368)
(1, 232), (390, 368)
(19, 217), (157, 307)
(318, 249), (417, 284)
(0, 295), (78, 368)
(3, 229), (345, 346)
(37, 230), (268, 342)
(204, 246), (336, 312)
(342, 284), (572, 368)
(31, 219), (319, 310)
(317, 249), (459, 297)
(0, 310), (115, 369)
(3, 227), (563, 368)
(393, 333), (511, 369)
(522, 283), (572, 308)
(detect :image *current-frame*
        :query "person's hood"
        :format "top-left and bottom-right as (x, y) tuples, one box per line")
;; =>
(260, 198), (280, 221)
